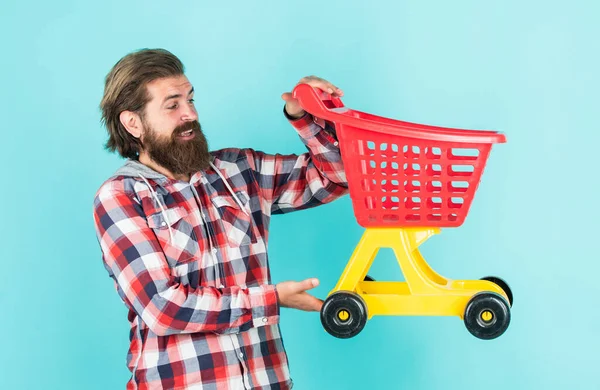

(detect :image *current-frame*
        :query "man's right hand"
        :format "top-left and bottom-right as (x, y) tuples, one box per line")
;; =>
(276, 278), (323, 312)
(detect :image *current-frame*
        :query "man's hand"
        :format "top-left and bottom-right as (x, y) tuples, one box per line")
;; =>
(276, 278), (324, 312)
(281, 75), (344, 119)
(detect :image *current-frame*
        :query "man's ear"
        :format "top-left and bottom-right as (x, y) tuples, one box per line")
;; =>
(119, 110), (143, 138)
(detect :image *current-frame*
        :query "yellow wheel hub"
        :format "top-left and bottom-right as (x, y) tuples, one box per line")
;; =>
(481, 310), (494, 322)
(338, 310), (350, 322)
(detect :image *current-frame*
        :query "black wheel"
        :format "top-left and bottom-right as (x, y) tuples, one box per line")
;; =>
(464, 292), (511, 340)
(321, 292), (368, 339)
(364, 275), (375, 282)
(481, 276), (513, 307)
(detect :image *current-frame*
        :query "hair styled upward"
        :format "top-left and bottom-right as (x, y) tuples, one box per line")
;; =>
(100, 48), (185, 159)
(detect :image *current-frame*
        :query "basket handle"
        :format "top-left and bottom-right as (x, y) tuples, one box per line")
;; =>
(292, 83), (506, 144)
(292, 83), (346, 121)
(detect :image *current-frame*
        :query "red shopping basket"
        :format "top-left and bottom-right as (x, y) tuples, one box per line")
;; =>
(293, 84), (506, 228)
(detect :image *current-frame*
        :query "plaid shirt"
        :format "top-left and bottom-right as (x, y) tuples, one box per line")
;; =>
(93, 110), (348, 389)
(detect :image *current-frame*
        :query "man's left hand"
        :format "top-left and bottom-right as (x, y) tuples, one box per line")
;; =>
(281, 75), (343, 119)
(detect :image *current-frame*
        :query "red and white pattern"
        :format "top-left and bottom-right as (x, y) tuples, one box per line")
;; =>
(93, 111), (348, 389)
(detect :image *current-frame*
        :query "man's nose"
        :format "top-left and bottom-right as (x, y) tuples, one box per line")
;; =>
(181, 105), (198, 122)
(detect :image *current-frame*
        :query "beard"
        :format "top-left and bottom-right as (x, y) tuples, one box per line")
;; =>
(141, 119), (211, 175)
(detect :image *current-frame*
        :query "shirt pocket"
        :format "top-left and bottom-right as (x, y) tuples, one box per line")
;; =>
(211, 191), (257, 247)
(147, 206), (198, 266)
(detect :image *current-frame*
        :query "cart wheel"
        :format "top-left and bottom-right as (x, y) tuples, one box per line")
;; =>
(321, 292), (367, 339)
(364, 275), (375, 281)
(464, 292), (510, 340)
(480, 276), (513, 307)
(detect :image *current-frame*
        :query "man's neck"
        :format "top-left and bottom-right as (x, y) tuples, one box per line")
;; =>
(138, 153), (191, 182)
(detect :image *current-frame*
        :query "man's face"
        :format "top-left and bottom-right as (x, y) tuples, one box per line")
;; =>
(140, 75), (211, 175)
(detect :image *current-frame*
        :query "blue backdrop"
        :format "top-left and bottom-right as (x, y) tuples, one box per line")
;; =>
(1, 1), (598, 389)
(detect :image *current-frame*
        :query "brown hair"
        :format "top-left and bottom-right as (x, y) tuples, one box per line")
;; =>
(100, 48), (185, 159)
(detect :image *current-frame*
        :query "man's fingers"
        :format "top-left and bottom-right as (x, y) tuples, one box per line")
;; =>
(298, 292), (324, 311)
(281, 92), (293, 101)
(277, 280), (324, 311)
(314, 80), (336, 94)
(297, 76), (343, 97)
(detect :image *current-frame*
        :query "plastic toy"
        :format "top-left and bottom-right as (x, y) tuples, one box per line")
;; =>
(292, 84), (512, 340)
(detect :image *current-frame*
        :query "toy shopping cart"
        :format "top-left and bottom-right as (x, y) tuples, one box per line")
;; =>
(293, 84), (512, 340)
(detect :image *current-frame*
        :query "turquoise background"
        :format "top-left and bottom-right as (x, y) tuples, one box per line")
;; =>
(1, 1), (598, 389)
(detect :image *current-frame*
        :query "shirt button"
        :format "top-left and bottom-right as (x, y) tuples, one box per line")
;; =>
(211, 248), (218, 254)
(219, 284), (225, 288)
(239, 353), (244, 359)
(334, 141), (339, 146)
(262, 317), (268, 323)
(161, 221), (167, 227)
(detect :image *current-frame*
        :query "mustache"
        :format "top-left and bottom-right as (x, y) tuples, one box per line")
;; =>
(172, 121), (201, 137)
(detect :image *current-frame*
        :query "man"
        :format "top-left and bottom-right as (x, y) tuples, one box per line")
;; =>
(92, 48), (348, 389)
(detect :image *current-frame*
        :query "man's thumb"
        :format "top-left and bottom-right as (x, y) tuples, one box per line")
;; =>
(297, 278), (319, 292)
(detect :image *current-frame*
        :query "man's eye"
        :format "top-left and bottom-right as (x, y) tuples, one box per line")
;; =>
(188, 98), (195, 103)
(168, 104), (178, 109)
